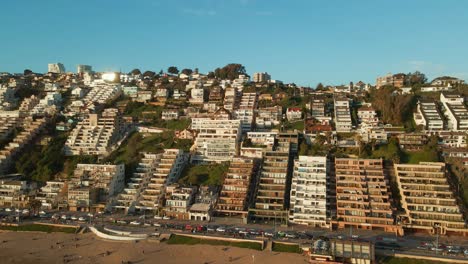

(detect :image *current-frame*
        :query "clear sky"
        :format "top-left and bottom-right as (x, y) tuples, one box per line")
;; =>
(1, 0), (467, 86)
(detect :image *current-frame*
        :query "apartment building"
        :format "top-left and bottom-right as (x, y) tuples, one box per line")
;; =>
(440, 93), (468, 131)
(0, 177), (31, 208)
(0, 117), (47, 174)
(0, 115), (20, 140)
(189, 186), (218, 221)
(77, 64), (92, 74)
(286, 107), (303, 121)
(334, 97), (352, 132)
(250, 142), (291, 225)
(216, 157), (258, 219)
(0, 86), (17, 110)
(397, 133), (428, 150)
(161, 109), (179, 120)
(394, 162), (466, 235)
(253, 72), (271, 83)
(438, 131), (467, 148)
(48, 63), (65, 74)
(234, 92), (257, 132)
(334, 158), (400, 234)
(68, 163), (125, 212)
(256, 106), (282, 130)
(376, 73), (405, 88)
(64, 108), (127, 156)
(114, 153), (162, 213)
(357, 106), (379, 127)
(163, 184), (196, 220)
(37, 181), (66, 209)
(223, 87), (240, 112)
(81, 80), (122, 111)
(414, 100), (444, 131)
(190, 119), (241, 163)
(189, 87), (205, 104)
(137, 149), (187, 212)
(246, 131), (277, 148)
(310, 99), (326, 118)
(289, 156), (328, 227)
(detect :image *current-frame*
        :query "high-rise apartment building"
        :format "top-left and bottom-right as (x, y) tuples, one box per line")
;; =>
(48, 63), (66, 74)
(77, 64), (93, 74)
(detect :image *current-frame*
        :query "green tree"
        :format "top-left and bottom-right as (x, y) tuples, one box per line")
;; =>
(143, 71), (156, 78)
(168, 66), (179, 75)
(28, 199), (42, 215)
(214, 63), (247, 80)
(24, 69), (33, 75)
(315, 83), (324, 91)
(130, 69), (141, 75)
(181, 68), (193, 75)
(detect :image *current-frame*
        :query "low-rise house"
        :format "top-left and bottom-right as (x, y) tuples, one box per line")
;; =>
(414, 100), (444, 131)
(286, 107), (303, 121)
(161, 109), (179, 120)
(175, 128), (197, 140)
(189, 186), (218, 221)
(397, 133), (428, 150)
(163, 184), (196, 220)
(37, 181), (66, 209)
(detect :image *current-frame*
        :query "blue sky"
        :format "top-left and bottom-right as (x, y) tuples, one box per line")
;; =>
(1, 0), (467, 86)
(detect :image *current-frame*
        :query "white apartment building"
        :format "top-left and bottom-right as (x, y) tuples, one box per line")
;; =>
(137, 149), (187, 212)
(414, 100), (444, 131)
(289, 156), (328, 227)
(163, 184), (196, 220)
(310, 99), (326, 118)
(161, 109), (179, 120)
(64, 108), (127, 156)
(358, 106), (379, 127)
(286, 107), (303, 121)
(246, 131), (277, 148)
(189, 88), (205, 104)
(440, 93), (468, 131)
(256, 106), (282, 130)
(48, 63), (65, 74)
(37, 181), (66, 209)
(190, 119), (241, 163)
(234, 92), (257, 132)
(334, 98), (352, 132)
(68, 163), (125, 211)
(223, 87), (239, 112)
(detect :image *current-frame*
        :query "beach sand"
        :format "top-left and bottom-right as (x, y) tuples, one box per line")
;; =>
(0, 231), (308, 264)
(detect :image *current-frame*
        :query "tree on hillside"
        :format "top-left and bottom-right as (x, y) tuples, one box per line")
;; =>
(28, 199), (42, 215)
(214, 63), (247, 80)
(130, 69), (141, 75)
(181, 68), (193, 75)
(168, 66), (179, 75)
(315, 83), (324, 90)
(143, 71), (156, 78)
(370, 86), (416, 125)
(405, 71), (427, 86)
(207, 71), (215, 78)
(24, 69), (33, 75)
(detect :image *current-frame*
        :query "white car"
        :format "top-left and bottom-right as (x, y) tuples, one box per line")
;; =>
(15, 209), (21, 213)
(153, 223), (161, 227)
(78, 217), (86, 222)
(351, 235), (359, 239)
(163, 216), (170, 220)
(216, 226), (226, 232)
(130, 221), (141, 226)
(39, 211), (46, 215)
(117, 220), (127, 224)
(4, 208), (12, 212)
(71, 216), (78, 221)
(143, 223), (151, 227)
(154, 216), (162, 220)
(61, 215), (68, 220)
(22, 209), (29, 215)
(87, 213), (94, 217)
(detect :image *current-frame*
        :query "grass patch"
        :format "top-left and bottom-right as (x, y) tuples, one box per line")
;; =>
(401, 150), (439, 164)
(376, 256), (446, 264)
(0, 224), (78, 233)
(167, 234), (262, 250)
(272, 242), (302, 253)
(178, 163), (229, 186)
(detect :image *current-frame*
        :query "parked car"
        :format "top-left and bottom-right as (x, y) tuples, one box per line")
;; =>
(78, 217), (86, 222)
(71, 216), (78, 221)
(117, 220), (127, 224)
(61, 215), (68, 220)
(163, 216), (170, 220)
(154, 216), (162, 220)
(216, 226), (226, 232)
(130, 221), (141, 226)
(207, 226), (216, 232)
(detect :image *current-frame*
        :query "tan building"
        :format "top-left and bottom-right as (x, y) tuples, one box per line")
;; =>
(376, 73), (405, 88)
(334, 158), (401, 234)
(394, 162), (467, 235)
(216, 157), (258, 219)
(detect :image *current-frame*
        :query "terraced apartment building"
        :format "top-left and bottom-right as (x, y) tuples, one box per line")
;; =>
(216, 157), (258, 220)
(334, 158), (401, 235)
(394, 162), (467, 235)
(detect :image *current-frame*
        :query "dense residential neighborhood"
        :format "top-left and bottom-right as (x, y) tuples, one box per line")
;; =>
(0, 63), (467, 263)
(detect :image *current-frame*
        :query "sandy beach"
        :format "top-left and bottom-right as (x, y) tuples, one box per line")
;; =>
(0, 231), (308, 264)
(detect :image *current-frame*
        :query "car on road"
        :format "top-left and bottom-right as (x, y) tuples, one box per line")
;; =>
(87, 213), (94, 218)
(216, 226), (226, 232)
(264, 231), (274, 237)
(22, 209), (29, 215)
(337, 235), (344, 240)
(143, 223), (152, 227)
(464, 249), (468, 256)
(285, 232), (297, 239)
(61, 215), (68, 220)
(4, 208), (12, 212)
(71, 216), (78, 221)
(153, 223), (161, 227)
(351, 235), (359, 240)
(117, 220), (127, 224)
(78, 217), (86, 222)
(130, 221), (141, 226)
(154, 216), (162, 220)
(162, 216), (170, 220)
(207, 226), (216, 232)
